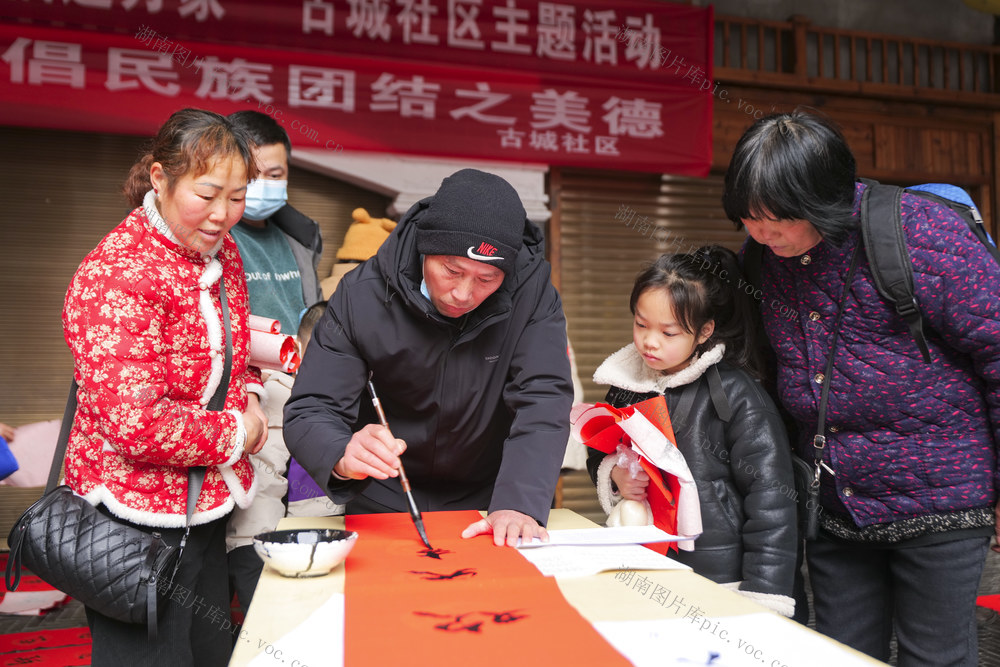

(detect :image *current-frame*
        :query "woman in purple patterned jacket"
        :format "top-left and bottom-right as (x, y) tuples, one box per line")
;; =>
(721, 109), (1000, 667)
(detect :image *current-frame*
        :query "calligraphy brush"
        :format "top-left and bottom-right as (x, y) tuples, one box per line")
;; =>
(366, 372), (432, 549)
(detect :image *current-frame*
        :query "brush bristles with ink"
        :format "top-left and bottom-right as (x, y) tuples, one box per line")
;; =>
(367, 373), (433, 549)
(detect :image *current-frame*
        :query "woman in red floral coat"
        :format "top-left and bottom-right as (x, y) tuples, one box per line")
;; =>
(62, 108), (268, 666)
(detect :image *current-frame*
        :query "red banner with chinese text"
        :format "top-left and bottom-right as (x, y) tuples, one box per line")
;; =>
(0, 0), (712, 174)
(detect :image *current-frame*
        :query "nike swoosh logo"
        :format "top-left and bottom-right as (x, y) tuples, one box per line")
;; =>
(467, 246), (504, 262)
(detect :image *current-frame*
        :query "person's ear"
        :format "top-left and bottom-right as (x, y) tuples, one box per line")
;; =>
(149, 162), (167, 195)
(697, 320), (715, 345)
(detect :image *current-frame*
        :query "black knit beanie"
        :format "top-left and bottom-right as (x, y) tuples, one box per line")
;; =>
(415, 169), (525, 276)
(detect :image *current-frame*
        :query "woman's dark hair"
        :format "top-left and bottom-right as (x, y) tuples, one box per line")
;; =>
(123, 108), (259, 208)
(630, 245), (766, 379)
(228, 110), (293, 159)
(721, 108), (858, 246)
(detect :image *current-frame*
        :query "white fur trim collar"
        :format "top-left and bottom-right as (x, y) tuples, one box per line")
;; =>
(593, 343), (725, 394)
(83, 485), (235, 528)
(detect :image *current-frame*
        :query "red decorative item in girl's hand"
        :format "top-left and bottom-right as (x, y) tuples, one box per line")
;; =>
(571, 396), (702, 553)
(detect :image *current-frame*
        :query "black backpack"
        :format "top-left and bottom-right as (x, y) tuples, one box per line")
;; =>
(742, 178), (1000, 364)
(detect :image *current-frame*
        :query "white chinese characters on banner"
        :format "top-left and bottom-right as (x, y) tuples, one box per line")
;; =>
(448, 0), (484, 50)
(29, 0), (221, 21)
(536, 3), (575, 61)
(3, 0), (710, 173)
(531, 89), (591, 133)
(623, 13), (662, 70)
(497, 128), (620, 157)
(303, 0), (335, 35)
(581, 9), (618, 66)
(13, 1), (692, 78)
(397, 0), (440, 45)
(310, 0), (669, 71)
(107, 48), (180, 96)
(346, 0), (392, 41)
(178, 0), (225, 21)
(289, 66), (357, 110)
(603, 97), (663, 139)
(0, 34), (657, 158)
(370, 73), (441, 119)
(491, 0), (532, 55)
(451, 83), (516, 125)
(194, 57), (274, 104)
(1, 38), (85, 88)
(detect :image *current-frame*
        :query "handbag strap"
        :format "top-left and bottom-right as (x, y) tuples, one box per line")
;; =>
(811, 242), (863, 489)
(45, 381), (80, 493)
(185, 272), (232, 522)
(47, 274), (235, 523)
(209, 273), (233, 413)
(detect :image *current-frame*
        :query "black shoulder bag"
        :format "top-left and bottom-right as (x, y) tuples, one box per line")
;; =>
(5, 276), (234, 640)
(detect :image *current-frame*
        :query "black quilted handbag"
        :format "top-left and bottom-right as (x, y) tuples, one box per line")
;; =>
(5, 480), (184, 632)
(5, 383), (211, 639)
(5, 276), (233, 639)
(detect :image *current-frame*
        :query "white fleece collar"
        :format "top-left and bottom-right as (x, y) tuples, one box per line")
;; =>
(593, 343), (725, 394)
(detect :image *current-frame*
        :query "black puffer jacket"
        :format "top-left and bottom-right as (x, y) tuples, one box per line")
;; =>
(587, 344), (797, 612)
(284, 196), (573, 524)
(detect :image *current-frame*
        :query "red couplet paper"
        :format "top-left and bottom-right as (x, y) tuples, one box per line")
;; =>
(575, 396), (683, 554)
(0, 627), (91, 653)
(345, 511), (631, 667)
(630, 397), (683, 554)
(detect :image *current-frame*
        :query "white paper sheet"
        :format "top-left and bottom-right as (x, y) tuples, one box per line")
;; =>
(0, 590), (69, 615)
(517, 525), (684, 548)
(517, 543), (691, 577)
(594, 613), (884, 667)
(247, 592), (344, 667)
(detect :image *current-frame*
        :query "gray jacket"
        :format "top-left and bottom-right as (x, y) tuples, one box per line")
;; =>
(270, 204), (323, 306)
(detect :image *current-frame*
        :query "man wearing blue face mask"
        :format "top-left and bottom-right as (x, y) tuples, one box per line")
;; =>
(228, 110), (323, 333)
(225, 110), (324, 624)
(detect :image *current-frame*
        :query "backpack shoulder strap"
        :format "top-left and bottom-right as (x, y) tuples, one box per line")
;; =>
(671, 365), (732, 428)
(860, 181), (933, 363)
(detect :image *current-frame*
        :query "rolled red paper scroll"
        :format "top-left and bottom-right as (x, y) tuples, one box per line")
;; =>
(249, 314), (281, 334)
(249, 329), (300, 373)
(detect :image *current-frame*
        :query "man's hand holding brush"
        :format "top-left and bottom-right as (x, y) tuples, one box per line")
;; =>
(332, 423), (407, 481)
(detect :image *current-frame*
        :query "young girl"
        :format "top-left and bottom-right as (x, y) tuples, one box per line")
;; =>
(586, 245), (798, 617)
